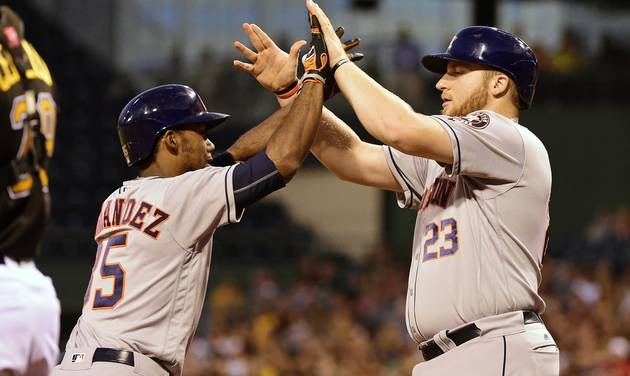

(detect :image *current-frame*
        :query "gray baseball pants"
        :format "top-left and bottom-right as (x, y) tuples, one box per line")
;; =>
(52, 347), (169, 376)
(412, 311), (559, 375)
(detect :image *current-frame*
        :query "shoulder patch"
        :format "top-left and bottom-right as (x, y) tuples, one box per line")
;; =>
(448, 111), (490, 129)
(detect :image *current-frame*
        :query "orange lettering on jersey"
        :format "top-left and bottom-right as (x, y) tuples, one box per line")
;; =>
(121, 199), (136, 225)
(420, 177), (456, 212)
(102, 200), (112, 228)
(112, 198), (125, 226)
(129, 201), (153, 230)
(419, 185), (434, 211)
(142, 208), (171, 239)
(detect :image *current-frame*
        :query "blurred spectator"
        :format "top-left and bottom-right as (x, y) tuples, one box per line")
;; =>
(597, 33), (630, 71)
(586, 208), (613, 244)
(552, 28), (586, 74)
(531, 43), (553, 72)
(191, 46), (218, 104)
(157, 45), (186, 84)
(612, 207), (630, 241)
(585, 206), (630, 244)
(391, 27), (424, 109)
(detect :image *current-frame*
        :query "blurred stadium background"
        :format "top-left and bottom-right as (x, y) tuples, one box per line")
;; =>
(8, 0), (630, 374)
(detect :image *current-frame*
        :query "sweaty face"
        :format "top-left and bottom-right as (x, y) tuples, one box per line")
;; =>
(178, 124), (215, 172)
(436, 62), (490, 116)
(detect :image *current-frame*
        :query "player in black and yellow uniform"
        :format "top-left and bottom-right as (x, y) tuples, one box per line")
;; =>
(0, 6), (61, 376)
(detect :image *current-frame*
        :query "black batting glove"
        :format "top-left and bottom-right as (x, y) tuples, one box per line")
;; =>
(301, 12), (329, 87)
(298, 24), (363, 100)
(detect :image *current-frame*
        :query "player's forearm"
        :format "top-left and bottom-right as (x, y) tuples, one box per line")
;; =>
(334, 62), (422, 148)
(227, 105), (291, 161)
(311, 108), (360, 176)
(310, 109), (400, 191)
(266, 82), (324, 181)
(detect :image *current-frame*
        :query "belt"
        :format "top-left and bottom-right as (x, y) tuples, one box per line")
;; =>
(419, 310), (542, 361)
(57, 348), (135, 367)
(92, 348), (135, 366)
(59, 348), (172, 375)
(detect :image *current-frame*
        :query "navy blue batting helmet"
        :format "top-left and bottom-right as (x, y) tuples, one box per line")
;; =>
(422, 26), (538, 109)
(117, 84), (229, 167)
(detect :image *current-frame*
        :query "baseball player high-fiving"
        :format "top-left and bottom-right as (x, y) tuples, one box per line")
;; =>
(53, 22), (330, 376)
(230, 1), (559, 374)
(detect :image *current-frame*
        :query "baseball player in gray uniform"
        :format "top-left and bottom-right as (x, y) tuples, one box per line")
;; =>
(53, 24), (331, 376)
(229, 1), (559, 374)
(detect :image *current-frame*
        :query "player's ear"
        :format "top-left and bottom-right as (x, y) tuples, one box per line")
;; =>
(490, 73), (510, 99)
(163, 130), (179, 154)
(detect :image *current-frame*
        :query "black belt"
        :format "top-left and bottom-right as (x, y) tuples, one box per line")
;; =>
(60, 348), (172, 375)
(92, 348), (135, 366)
(57, 348), (135, 367)
(419, 310), (543, 361)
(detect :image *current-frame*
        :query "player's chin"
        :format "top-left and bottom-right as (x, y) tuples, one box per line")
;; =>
(441, 101), (453, 116)
(443, 104), (465, 117)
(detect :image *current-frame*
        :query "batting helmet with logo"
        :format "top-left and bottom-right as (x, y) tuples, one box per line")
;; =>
(422, 26), (539, 109)
(117, 84), (229, 167)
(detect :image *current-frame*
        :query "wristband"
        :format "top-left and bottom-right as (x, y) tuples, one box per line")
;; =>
(332, 58), (350, 77)
(275, 80), (301, 99)
(302, 72), (325, 85)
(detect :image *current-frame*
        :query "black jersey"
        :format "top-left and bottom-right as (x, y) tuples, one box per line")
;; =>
(0, 39), (57, 260)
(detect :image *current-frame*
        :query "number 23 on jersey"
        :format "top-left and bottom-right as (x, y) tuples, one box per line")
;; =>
(422, 218), (460, 262)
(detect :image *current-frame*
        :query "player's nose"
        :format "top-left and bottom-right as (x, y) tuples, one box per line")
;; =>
(205, 139), (215, 153)
(436, 75), (448, 91)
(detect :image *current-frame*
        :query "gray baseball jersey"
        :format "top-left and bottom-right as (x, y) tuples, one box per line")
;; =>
(66, 165), (240, 376)
(383, 110), (551, 343)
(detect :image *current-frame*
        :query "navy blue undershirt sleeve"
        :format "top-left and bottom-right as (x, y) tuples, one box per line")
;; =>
(232, 151), (286, 214)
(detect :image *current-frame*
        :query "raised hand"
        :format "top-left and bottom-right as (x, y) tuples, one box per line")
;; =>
(233, 20), (363, 99)
(296, 26), (363, 78)
(305, 0), (348, 68)
(301, 12), (329, 86)
(233, 23), (305, 92)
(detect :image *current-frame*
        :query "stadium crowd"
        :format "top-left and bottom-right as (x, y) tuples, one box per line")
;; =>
(181, 208), (630, 376)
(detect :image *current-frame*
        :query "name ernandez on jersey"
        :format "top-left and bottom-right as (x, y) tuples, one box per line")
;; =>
(95, 191), (170, 239)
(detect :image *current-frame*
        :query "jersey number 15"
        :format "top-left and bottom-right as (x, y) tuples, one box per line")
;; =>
(83, 232), (127, 310)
